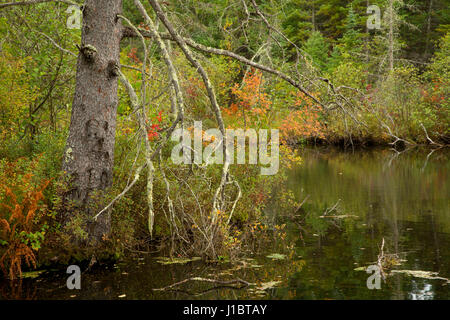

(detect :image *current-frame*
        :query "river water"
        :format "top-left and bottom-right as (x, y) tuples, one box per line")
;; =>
(1, 147), (449, 300)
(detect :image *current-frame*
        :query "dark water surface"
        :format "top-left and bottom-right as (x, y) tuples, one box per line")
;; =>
(1, 147), (449, 300)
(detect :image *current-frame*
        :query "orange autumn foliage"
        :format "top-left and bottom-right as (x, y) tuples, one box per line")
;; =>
(280, 92), (325, 144)
(0, 162), (51, 279)
(127, 47), (141, 64)
(186, 126), (216, 146)
(224, 69), (271, 122)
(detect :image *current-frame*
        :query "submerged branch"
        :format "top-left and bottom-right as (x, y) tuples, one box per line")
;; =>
(153, 277), (251, 291)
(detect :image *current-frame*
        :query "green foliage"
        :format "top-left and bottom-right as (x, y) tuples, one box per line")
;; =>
(0, 0), (448, 271)
(425, 32), (450, 81)
(0, 50), (36, 142)
(421, 32), (450, 138)
(282, 0), (316, 46)
(303, 31), (330, 71)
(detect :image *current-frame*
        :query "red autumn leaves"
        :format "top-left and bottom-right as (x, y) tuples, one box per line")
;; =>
(147, 111), (163, 141)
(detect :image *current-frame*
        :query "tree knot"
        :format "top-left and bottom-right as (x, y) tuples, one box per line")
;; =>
(77, 44), (97, 63)
(107, 60), (120, 78)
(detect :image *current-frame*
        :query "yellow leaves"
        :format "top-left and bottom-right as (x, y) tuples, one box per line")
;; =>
(203, 132), (216, 145)
(207, 209), (226, 223)
(223, 20), (233, 31)
(280, 145), (302, 169)
(274, 224), (286, 231)
(249, 221), (268, 234)
(121, 126), (135, 135)
(223, 229), (242, 250)
(0, 51), (36, 140)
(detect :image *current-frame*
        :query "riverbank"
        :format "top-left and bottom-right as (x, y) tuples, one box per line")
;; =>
(1, 147), (448, 299)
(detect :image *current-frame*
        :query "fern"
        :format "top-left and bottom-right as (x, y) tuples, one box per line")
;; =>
(0, 170), (51, 279)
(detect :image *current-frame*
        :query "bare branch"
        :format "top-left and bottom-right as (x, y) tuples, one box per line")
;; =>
(123, 26), (324, 109)
(37, 31), (77, 57)
(148, 0), (231, 222)
(0, 0), (77, 9)
(153, 277), (251, 292)
(420, 123), (443, 147)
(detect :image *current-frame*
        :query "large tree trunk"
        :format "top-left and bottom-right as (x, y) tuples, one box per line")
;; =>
(62, 0), (123, 242)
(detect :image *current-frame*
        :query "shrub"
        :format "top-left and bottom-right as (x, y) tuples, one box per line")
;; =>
(0, 157), (51, 279)
(280, 92), (325, 144)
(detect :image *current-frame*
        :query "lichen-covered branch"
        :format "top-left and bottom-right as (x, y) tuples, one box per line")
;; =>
(149, 0), (232, 223)
(133, 0), (184, 121)
(0, 0), (77, 9)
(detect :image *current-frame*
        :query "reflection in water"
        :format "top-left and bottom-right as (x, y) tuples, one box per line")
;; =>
(278, 147), (449, 300)
(409, 281), (434, 300)
(0, 147), (448, 300)
(0, 280), (37, 300)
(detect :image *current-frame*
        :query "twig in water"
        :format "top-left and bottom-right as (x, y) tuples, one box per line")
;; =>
(377, 238), (386, 280)
(153, 277), (251, 291)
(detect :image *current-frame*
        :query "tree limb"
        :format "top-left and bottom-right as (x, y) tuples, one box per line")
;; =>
(0, 0), (77, 9)
(122, 25), (325, 109)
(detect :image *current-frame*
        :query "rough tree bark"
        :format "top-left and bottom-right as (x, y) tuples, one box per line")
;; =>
(2, 0), (332, 245)
(62, 0), (123, 242)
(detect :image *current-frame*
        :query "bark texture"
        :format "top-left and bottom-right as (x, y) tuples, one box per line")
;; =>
(62, 0), (123, 241)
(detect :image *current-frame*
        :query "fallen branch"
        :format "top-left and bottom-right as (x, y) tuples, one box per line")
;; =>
(0, 0), (77, 9)
(122, 26), (324, 109)
(153, 277), (251, 291)
(322, 199), (341, 216)
(420, 123), (443, 147)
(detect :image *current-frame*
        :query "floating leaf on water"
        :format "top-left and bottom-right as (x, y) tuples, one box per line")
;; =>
(391, 270), (437, 277)
(237, 258), (263, 269)
(257, 280), (283, 290)
(388, 258), (406, 267)
(319, 215), (358, 219)
(242, 263), (263, 269)
(21, 270), (45, 279)
(242, 258), (256, 261)
(354, 258), (407, 273)
(354, 266), (367, 271)
(390, 270), (450, 283)
(266, 253), (286, 260)
(248, 288), (268, 297)
(155, 257), (201, 265)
